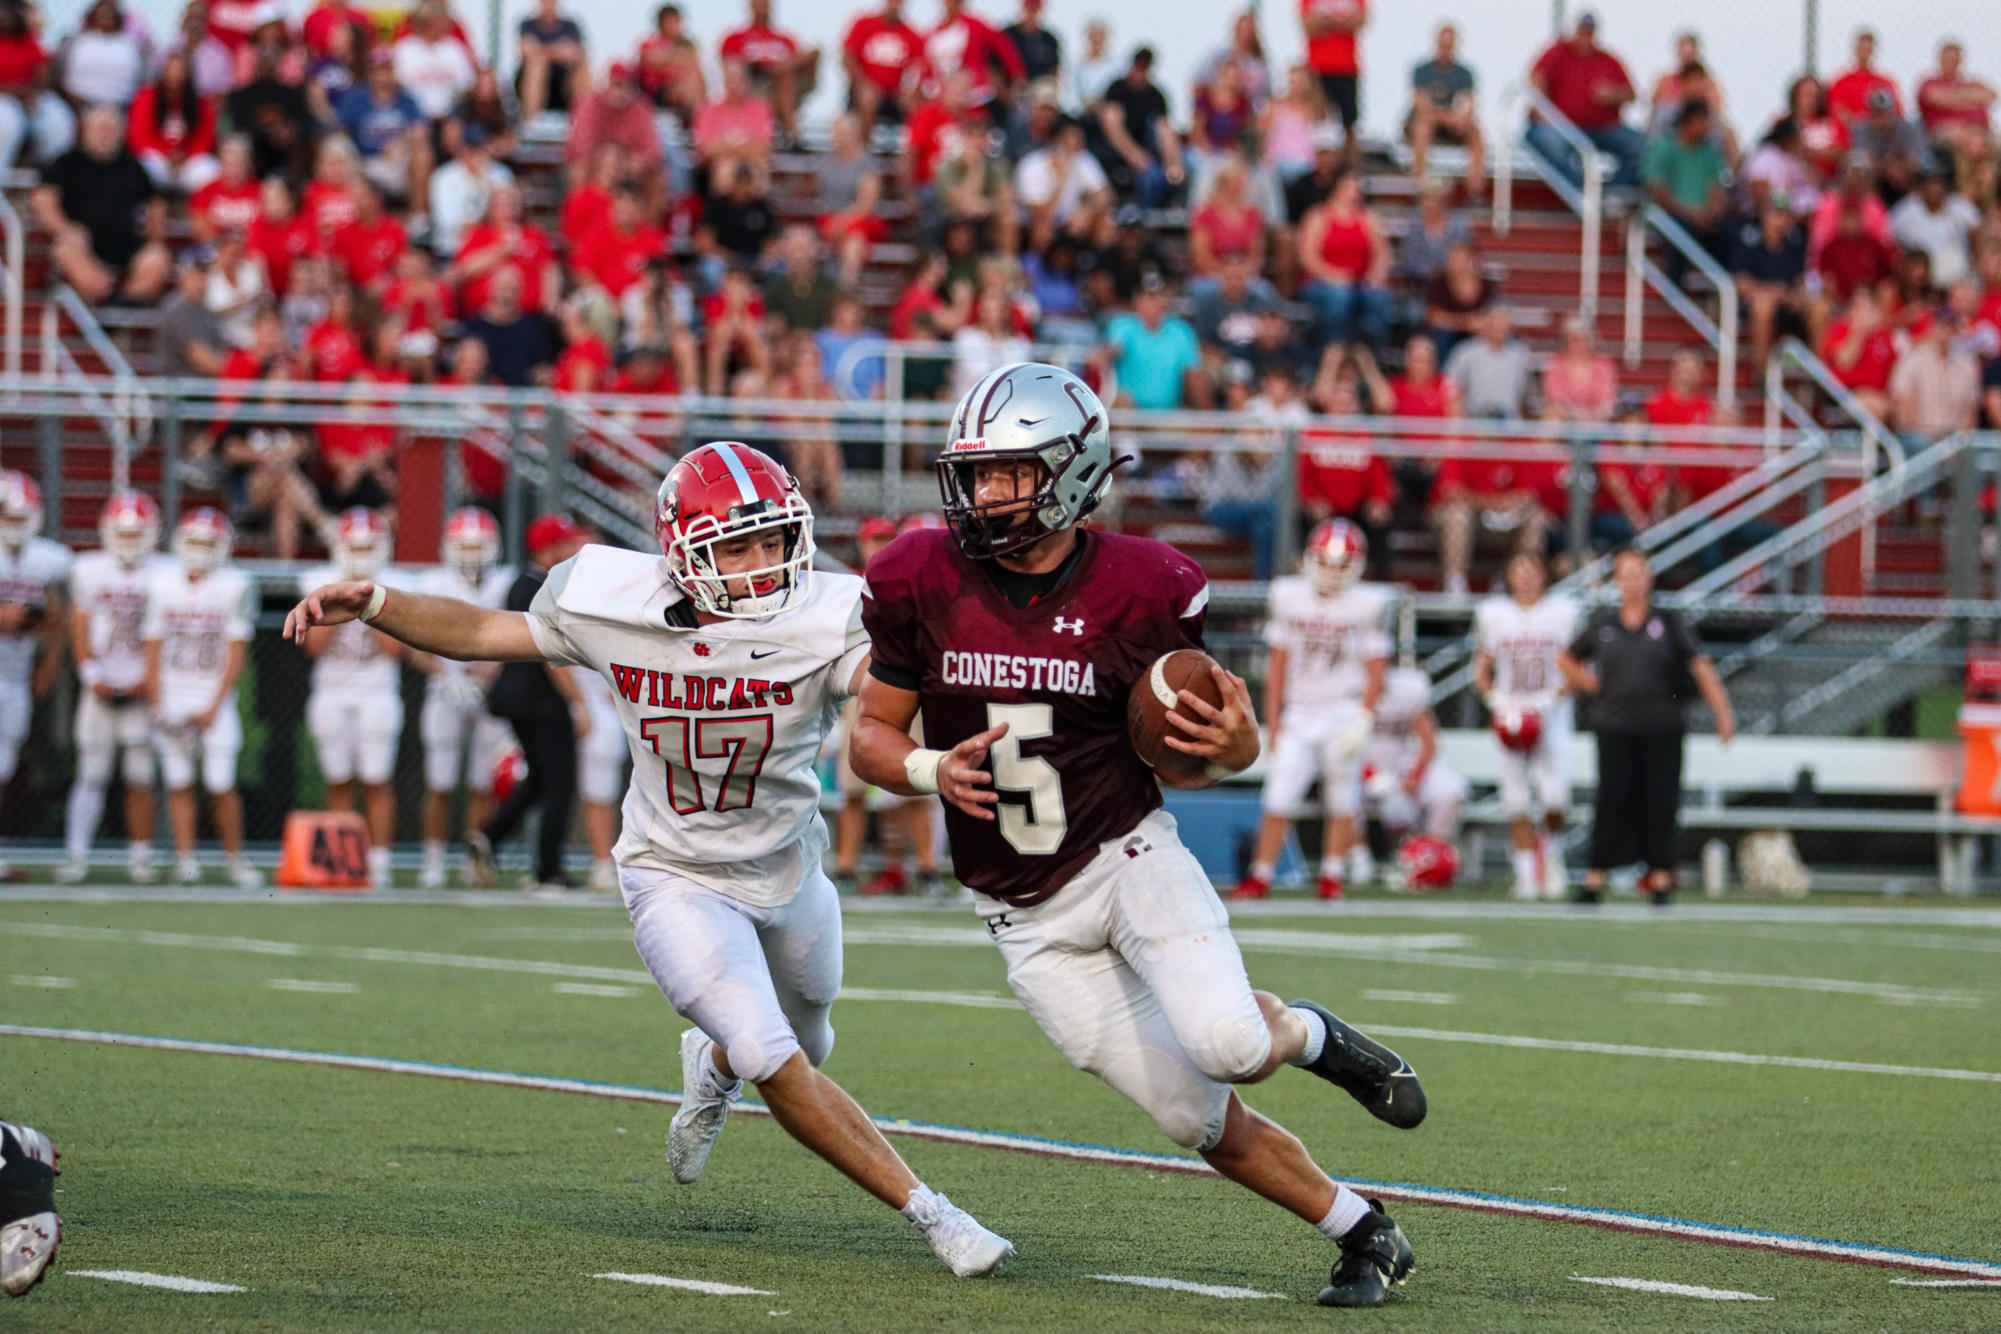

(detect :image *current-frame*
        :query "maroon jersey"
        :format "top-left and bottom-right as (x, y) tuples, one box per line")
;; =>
(863, 528), (1210, 906)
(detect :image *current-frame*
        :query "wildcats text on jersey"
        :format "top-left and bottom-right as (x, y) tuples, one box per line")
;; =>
(940, 650), (1098, 696)
(606, 665), (796, 712)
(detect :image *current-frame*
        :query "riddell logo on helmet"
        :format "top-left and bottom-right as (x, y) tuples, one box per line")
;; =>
(948, 438), (990, 452)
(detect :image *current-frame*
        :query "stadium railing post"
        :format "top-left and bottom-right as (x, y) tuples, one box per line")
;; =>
(884, 345), (906, 515)
(1566, 429), (1592, 560)
(160, 382), (182, 528)
(1275, 425), (1299, 574)
(1946, 441), (1980, 602)
(37, 410), (60, 523)
(503, 394), (528, 565)
(545, 397), (571, 516)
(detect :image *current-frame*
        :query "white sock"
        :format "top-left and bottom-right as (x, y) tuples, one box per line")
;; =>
(422, 841), (445, 868)
(129, 840), (150, 863)
(369, 847), (391, 881)
(65, 783), (106, 862)
(1511, 848), (1538, 885)
(1289, 1005), (1329, 1066)
(1247, 860), (1275, 882)
(1315, 1186), (1375, 1241)
(900, 1183), (944, 1225)
(177, 854), (199, 873)
(703, 1046), (741, 1095)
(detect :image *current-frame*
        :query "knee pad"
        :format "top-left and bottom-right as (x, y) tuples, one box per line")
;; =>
(1187, 1010), (1274, 1085)
(719, 1027), (800, 1086)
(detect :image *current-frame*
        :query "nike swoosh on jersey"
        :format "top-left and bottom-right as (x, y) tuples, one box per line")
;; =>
(750, 649), (780, 659)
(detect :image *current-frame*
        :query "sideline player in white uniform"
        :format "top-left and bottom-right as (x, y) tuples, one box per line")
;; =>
(1232, 519), (1391, 901)
(572, 661), (627, 893)
(0, 472), (72, 878)
(1473, 550), (1578, 901)
(1360, 665), (1467, 845)
(61, 492), (169, 883)
(299, 508), (405, 888)
(412, 507), (512, 888)
(144, 508), (260, 888)
(284, 442), (1013, 1278)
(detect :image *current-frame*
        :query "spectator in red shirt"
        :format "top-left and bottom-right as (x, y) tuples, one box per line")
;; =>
(302, 134), (362, 241)
(452, 183), (557, 317)
(552, 298), (613, 393)
(127, 48), (220, 192)
(199, 306), (329, 560)
(902, 68), (979, 193)
(1827, 29), (1901, 126)
(608, 341), (681, 397)
(1818, 284), (1898, 419)
(381, 245), (454, 335)
(330, 180), (407, 295)
(574, 183), (664, 299)
(248, 172), (317, 294)
(565, 62), (665, 211)
(1431, 432), (1557, 596)
(923, 0), (1022, 111)
(304, 282), (369, 382)
(1594, 394), (1671, 549)
(1640, 349), (1719, 501)
(1299, 0), (1364, 137)
(720, 0), (818, 144)
(560, 141), (623, 250)
(302, 0), (367, 59)
(701, 265), (772, 395)
(1387, 332), (1460, 419)
(1298, 374), (1393, 573)
(639, 4), (706, 121)
(842, 0), (922, 126)
(1297, 166), (1393, 354)
(1526, 12), (1642, 187)
(191, 133), (260, 239)
(693, 58), (776, 194)
(1806, 152), (1893, 263)
(1917, 40), (1996, 164)
(0, 3), (74, 172)
(889, 252), (970, 339)
(1783, 74), (1850, 181)
(1188, 153), (1265, 284)
(1813, 197), (1898, 304)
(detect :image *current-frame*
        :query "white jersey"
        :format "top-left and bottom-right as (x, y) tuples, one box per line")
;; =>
(0, 537), (74, 683)
(1263, 576), (1391, 721)
(299, 564), (402, 698)
(142, 564), (253, 714)
(525, 544), (870, 907)
(1475, 594), (1579, 712)
(72, 551), (171, 693)
(1363, 667), (1433, 777)
(417, 564), (513, 692)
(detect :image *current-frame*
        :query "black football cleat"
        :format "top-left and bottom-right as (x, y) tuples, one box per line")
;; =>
(1317, 1200), (1414, 1307)
(1288, 999), (1426, 1129)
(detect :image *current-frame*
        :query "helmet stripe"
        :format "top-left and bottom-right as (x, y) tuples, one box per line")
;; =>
(714, 442), (761, 506)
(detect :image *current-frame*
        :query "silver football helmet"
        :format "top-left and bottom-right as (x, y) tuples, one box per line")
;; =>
(938, 363), (1128, 559)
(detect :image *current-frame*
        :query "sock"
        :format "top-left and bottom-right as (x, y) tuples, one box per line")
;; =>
(703, 1046), (742, 1096)
(128, 840), (150, 863)
(900, 1183), (944, 1225)
(65, 783), (106, 862)
(1537, 833), (1559, 868)
(1247, 860), (1275, 882)
(369, 847), (391, 880)
(1289, 1004), (1329, 1066)
(1511, 848), (1538, 885)
(1316, 1185), (1375, 1241)
(422, 840), (445, 868)
(177, 854), (199, 874)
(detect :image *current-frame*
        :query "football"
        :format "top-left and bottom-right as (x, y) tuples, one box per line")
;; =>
(1127, 649), (1227, 775)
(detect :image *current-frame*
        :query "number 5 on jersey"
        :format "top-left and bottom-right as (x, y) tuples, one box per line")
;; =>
(640, 715), (774, 814)
(986, 702), (1067, 854)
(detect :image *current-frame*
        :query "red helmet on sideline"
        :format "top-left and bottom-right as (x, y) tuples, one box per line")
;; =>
(1493, 707), (1543, 752)
(1397, 835), (1459, 890)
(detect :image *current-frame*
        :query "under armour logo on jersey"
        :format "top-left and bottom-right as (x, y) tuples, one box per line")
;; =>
(986, 914), (1012, 937)
(1052, 616), (1086, 635)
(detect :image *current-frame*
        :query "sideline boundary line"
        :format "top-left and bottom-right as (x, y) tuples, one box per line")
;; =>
(5, 1023), (1998, 1283)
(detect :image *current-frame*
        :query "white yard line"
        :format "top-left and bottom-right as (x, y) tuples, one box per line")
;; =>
(1360, 989), (1460, 1005)
(840, 987), (1022, 1009)
(1569, 1275), (1771, 1301)
(9, 1023), (2001, 1283)
(1891, 1277), (2001, 1288)
(1090, 1274), (1286, 1300)
(69, 1270), (246, 1293)
(9, 975), (74, 988)
(593, 1273), (775, 1295)
(266, 979), (358, 994)
(553, 983), (642, 998)
(1626, 992), (1721, 1007)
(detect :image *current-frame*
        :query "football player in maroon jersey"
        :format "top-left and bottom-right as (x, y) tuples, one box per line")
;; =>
(850, 363), (1428, 1308)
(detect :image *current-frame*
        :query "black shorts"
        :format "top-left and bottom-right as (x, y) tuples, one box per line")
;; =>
(847, 83), (906, 124)
(1317, 73), (1359, 131)
(319, 471), (394, 514)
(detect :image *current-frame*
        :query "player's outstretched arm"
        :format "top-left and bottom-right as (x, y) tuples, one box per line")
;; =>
(283, 581), (544, 662)
(851, 674), (1006, 821)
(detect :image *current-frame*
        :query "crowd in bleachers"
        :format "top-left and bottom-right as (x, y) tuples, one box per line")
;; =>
(3, 0), (2001, 582)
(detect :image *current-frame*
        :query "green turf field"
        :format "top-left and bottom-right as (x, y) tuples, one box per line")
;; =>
(3, 887), (2000, 1331)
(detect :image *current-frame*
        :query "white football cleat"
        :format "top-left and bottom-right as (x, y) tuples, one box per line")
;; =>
(417, 861), (446, 890)
(1540, 850), (1568, 901)
(1509, 877), (1538, 902)
(588, 860), (618, 894)
(127, 852), (154, 884)
(52, 860), (87, 885)
(175, 859), (202, 885)
(905, 1189), (1013, 1278)
(229, 861), (264, 891)
(0, 1122), (60, 1298)
(666, 1029), (740, 1185)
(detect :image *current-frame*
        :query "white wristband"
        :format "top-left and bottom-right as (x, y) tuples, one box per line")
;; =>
(904, 747), (945, 795)
(358, 584), (389, 624)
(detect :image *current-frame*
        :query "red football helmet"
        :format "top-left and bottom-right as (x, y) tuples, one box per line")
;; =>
(99, 490), (160, 568)
(442, 507), (500, 583)
(1493, 707), (1543, 752)
(655, 441), (815, 618)
(1304, 518), (1367, 595)
(491, 747), (527, 803)
(333, 507), (391, 579)
(1397, 835), (1458, 890)
(0, 471), (42, 550)
(173, 507), (234, 574)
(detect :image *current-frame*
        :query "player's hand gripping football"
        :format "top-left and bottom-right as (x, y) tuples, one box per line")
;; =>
(938, 721), (1010, 821)
(1162, 665), (1260, 774)
(282, 581), (379, 641)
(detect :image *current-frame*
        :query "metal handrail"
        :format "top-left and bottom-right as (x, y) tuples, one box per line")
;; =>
(1495, 82), (1604, 324)
(1763, 336), (1904, 472)
(0, 191), (21, 392)
(1683, 430), (1972, 598)
(51, 285), (151, 492)
(1622, 205), (1740, 406)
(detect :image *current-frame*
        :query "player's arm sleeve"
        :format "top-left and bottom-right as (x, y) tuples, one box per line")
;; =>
(226, 577), (254, 642)
(522, 559), (589, 668)
(860, 571), (921, 691)
(831, 589), (872, 702)
(1261, 586), (1294, 651)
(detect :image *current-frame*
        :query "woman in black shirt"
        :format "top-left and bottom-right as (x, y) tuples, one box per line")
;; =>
(1559, 549), (1735, 904)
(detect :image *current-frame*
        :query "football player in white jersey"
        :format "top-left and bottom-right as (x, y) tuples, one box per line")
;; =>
(284, 442), (1013, 1278)
(144, 508), (260, 888)
(61, 492), (169, 883)
(1473, 551), (1579, 901)
(411, 508), (512, 888)
(299, 508), (405, 888)
(572, 661), (627, 893)
(1360, 665), (1467, 849)
(0, 471), (73, 878)
(1232, 519), (1391, 901)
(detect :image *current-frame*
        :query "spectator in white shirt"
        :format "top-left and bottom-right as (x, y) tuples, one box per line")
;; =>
(1889, 164), (1981, 288)
(1741, 118), (1819, 219)
(60, 0), (146, 107)
(393, 0), (476, 121)
(428, 121), (513, 255)
(1015, 115), (1111, 252)
(1069, 18), (1118, 110)
(202, 228), (265, 347)
(951, 288), (1031, 396)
